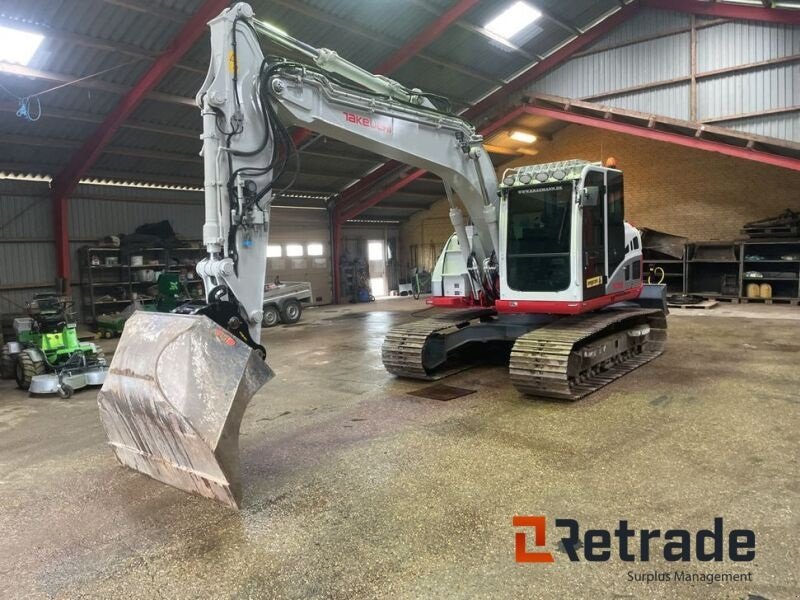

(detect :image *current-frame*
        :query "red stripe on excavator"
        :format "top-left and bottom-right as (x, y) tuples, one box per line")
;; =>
(426, 296), (477, 307)
(494, 287), (643, 315)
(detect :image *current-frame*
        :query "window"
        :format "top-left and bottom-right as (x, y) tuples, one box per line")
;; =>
(0, 26), (44, 66)
(267, 245), (282, 258)
(607, 171), (626, 275)
(307, 242), (324, 256)
(286, 244), (303, 257)
(368, 241), (384, 261)
(506, 184), (573, 292)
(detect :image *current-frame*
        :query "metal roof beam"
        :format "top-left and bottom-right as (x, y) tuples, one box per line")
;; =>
(269, 0), (498, 86)
(375, 0), (481, 74)
(0, 103), (199, 138)
(0, 15), (205, 75)
(464, 2), (642, 121)
(335, 2), (643, 223)
(98, 0), (188, 23)
(642, 0), (800, 25)
(406, 0), (542, 62)
(0, 63), (194, 106)
(49, 0), (230, 282)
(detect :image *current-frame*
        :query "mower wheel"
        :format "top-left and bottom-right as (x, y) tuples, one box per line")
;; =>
(1, 344), (16, 379)
(15, 349), (46, 390)
(58, 384), (74, 399)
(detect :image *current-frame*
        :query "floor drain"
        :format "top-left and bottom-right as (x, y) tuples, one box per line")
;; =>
(408, 384), (476, 401)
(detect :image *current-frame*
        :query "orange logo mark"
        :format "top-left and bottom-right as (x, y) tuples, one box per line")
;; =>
(513, 516), (555, 563)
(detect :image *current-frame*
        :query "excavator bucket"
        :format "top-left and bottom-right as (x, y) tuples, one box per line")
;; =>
(97, 311), (273, 508)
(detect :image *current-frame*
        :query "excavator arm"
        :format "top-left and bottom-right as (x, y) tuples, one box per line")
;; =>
(97, 2), (500, 508)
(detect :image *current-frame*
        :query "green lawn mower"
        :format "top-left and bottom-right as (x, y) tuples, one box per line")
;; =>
(0, 293), (108, 398)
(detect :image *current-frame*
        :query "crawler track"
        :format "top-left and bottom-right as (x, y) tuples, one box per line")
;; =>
(509, 309), (667, 400)
(381, 309), (494, 380)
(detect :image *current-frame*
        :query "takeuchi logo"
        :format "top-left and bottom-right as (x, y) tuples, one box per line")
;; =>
(343, 111), (393, 135)
(513, 516), (756, 563)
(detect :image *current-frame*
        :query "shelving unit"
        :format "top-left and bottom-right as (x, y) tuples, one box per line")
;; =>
(79, 244), (206, 326)
(685, 239), (800, 305)
(643, 251), (687, 295)
(739, 239), (800, 304)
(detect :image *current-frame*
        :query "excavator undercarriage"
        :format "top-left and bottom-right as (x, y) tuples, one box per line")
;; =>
(383, 289), (667, 401)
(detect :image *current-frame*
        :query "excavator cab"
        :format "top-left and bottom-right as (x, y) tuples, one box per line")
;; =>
(494, 160), (644, 315)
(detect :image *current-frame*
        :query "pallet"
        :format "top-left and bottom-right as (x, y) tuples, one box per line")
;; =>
(698, 295), (740, 304)
(668, 299), (718, 310)
(740, 297), (799, 306)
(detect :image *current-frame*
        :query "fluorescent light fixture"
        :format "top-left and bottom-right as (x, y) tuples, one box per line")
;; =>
(0, 25), (44, 66)
(510, 130), (537, 144)
(484, 2), (542, 41)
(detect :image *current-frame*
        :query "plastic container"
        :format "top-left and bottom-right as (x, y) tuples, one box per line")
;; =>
(759, 283), (772, 299)
(131, 255), (144, 267)
(746, 283), (761, 298)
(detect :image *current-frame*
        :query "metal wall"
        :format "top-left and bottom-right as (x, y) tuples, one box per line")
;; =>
(0, 180), (333, 320)
(527, 8), (799, 143)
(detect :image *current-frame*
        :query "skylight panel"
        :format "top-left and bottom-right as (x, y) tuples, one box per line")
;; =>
(0, 25), (43, 66)
(484, 2), (542, 41)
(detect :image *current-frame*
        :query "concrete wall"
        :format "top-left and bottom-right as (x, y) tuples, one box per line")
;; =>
(399, 124), (800, 268)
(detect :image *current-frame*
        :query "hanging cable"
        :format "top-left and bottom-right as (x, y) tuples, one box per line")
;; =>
(0, 58), (142, 122)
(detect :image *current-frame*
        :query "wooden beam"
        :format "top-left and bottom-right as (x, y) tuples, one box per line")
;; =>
(702, 105), (800, 124)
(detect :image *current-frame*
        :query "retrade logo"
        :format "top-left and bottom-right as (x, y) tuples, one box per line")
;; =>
(513, 516), (554, 563)
(513, 517), (755, 563)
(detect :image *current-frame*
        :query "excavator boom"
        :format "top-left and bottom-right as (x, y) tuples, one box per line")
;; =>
(97, 2), (494, 507)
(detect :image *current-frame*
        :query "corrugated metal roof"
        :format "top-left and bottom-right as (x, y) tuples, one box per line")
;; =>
(0, 0), (797, 221)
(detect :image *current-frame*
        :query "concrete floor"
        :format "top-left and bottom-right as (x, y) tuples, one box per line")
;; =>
(0, 299), (797, 599)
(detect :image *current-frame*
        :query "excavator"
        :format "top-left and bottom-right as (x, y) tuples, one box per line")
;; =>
(98, 3), (667, 508)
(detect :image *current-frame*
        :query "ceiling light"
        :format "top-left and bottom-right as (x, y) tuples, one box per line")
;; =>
(484, 2), (542, 41)
(0, 25), (44, 66)
(510, 130), (537, 144)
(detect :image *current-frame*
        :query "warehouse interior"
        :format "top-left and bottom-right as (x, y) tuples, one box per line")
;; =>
(0, 1), (798, 598)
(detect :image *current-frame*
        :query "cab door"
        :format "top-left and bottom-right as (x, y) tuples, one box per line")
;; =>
(581, 170), (606, 301)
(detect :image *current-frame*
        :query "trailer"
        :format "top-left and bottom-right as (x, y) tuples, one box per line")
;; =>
(262, 281), (313, 327)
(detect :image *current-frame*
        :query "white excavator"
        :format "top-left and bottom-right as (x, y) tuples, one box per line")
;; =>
(98, 3), (667, 508)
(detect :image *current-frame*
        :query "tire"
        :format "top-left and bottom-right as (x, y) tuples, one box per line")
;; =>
(15, 349), (46, 390)
(280, 299), (302, 324)
(1, 344), (16, 379)
(262, 304), (280, 328)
